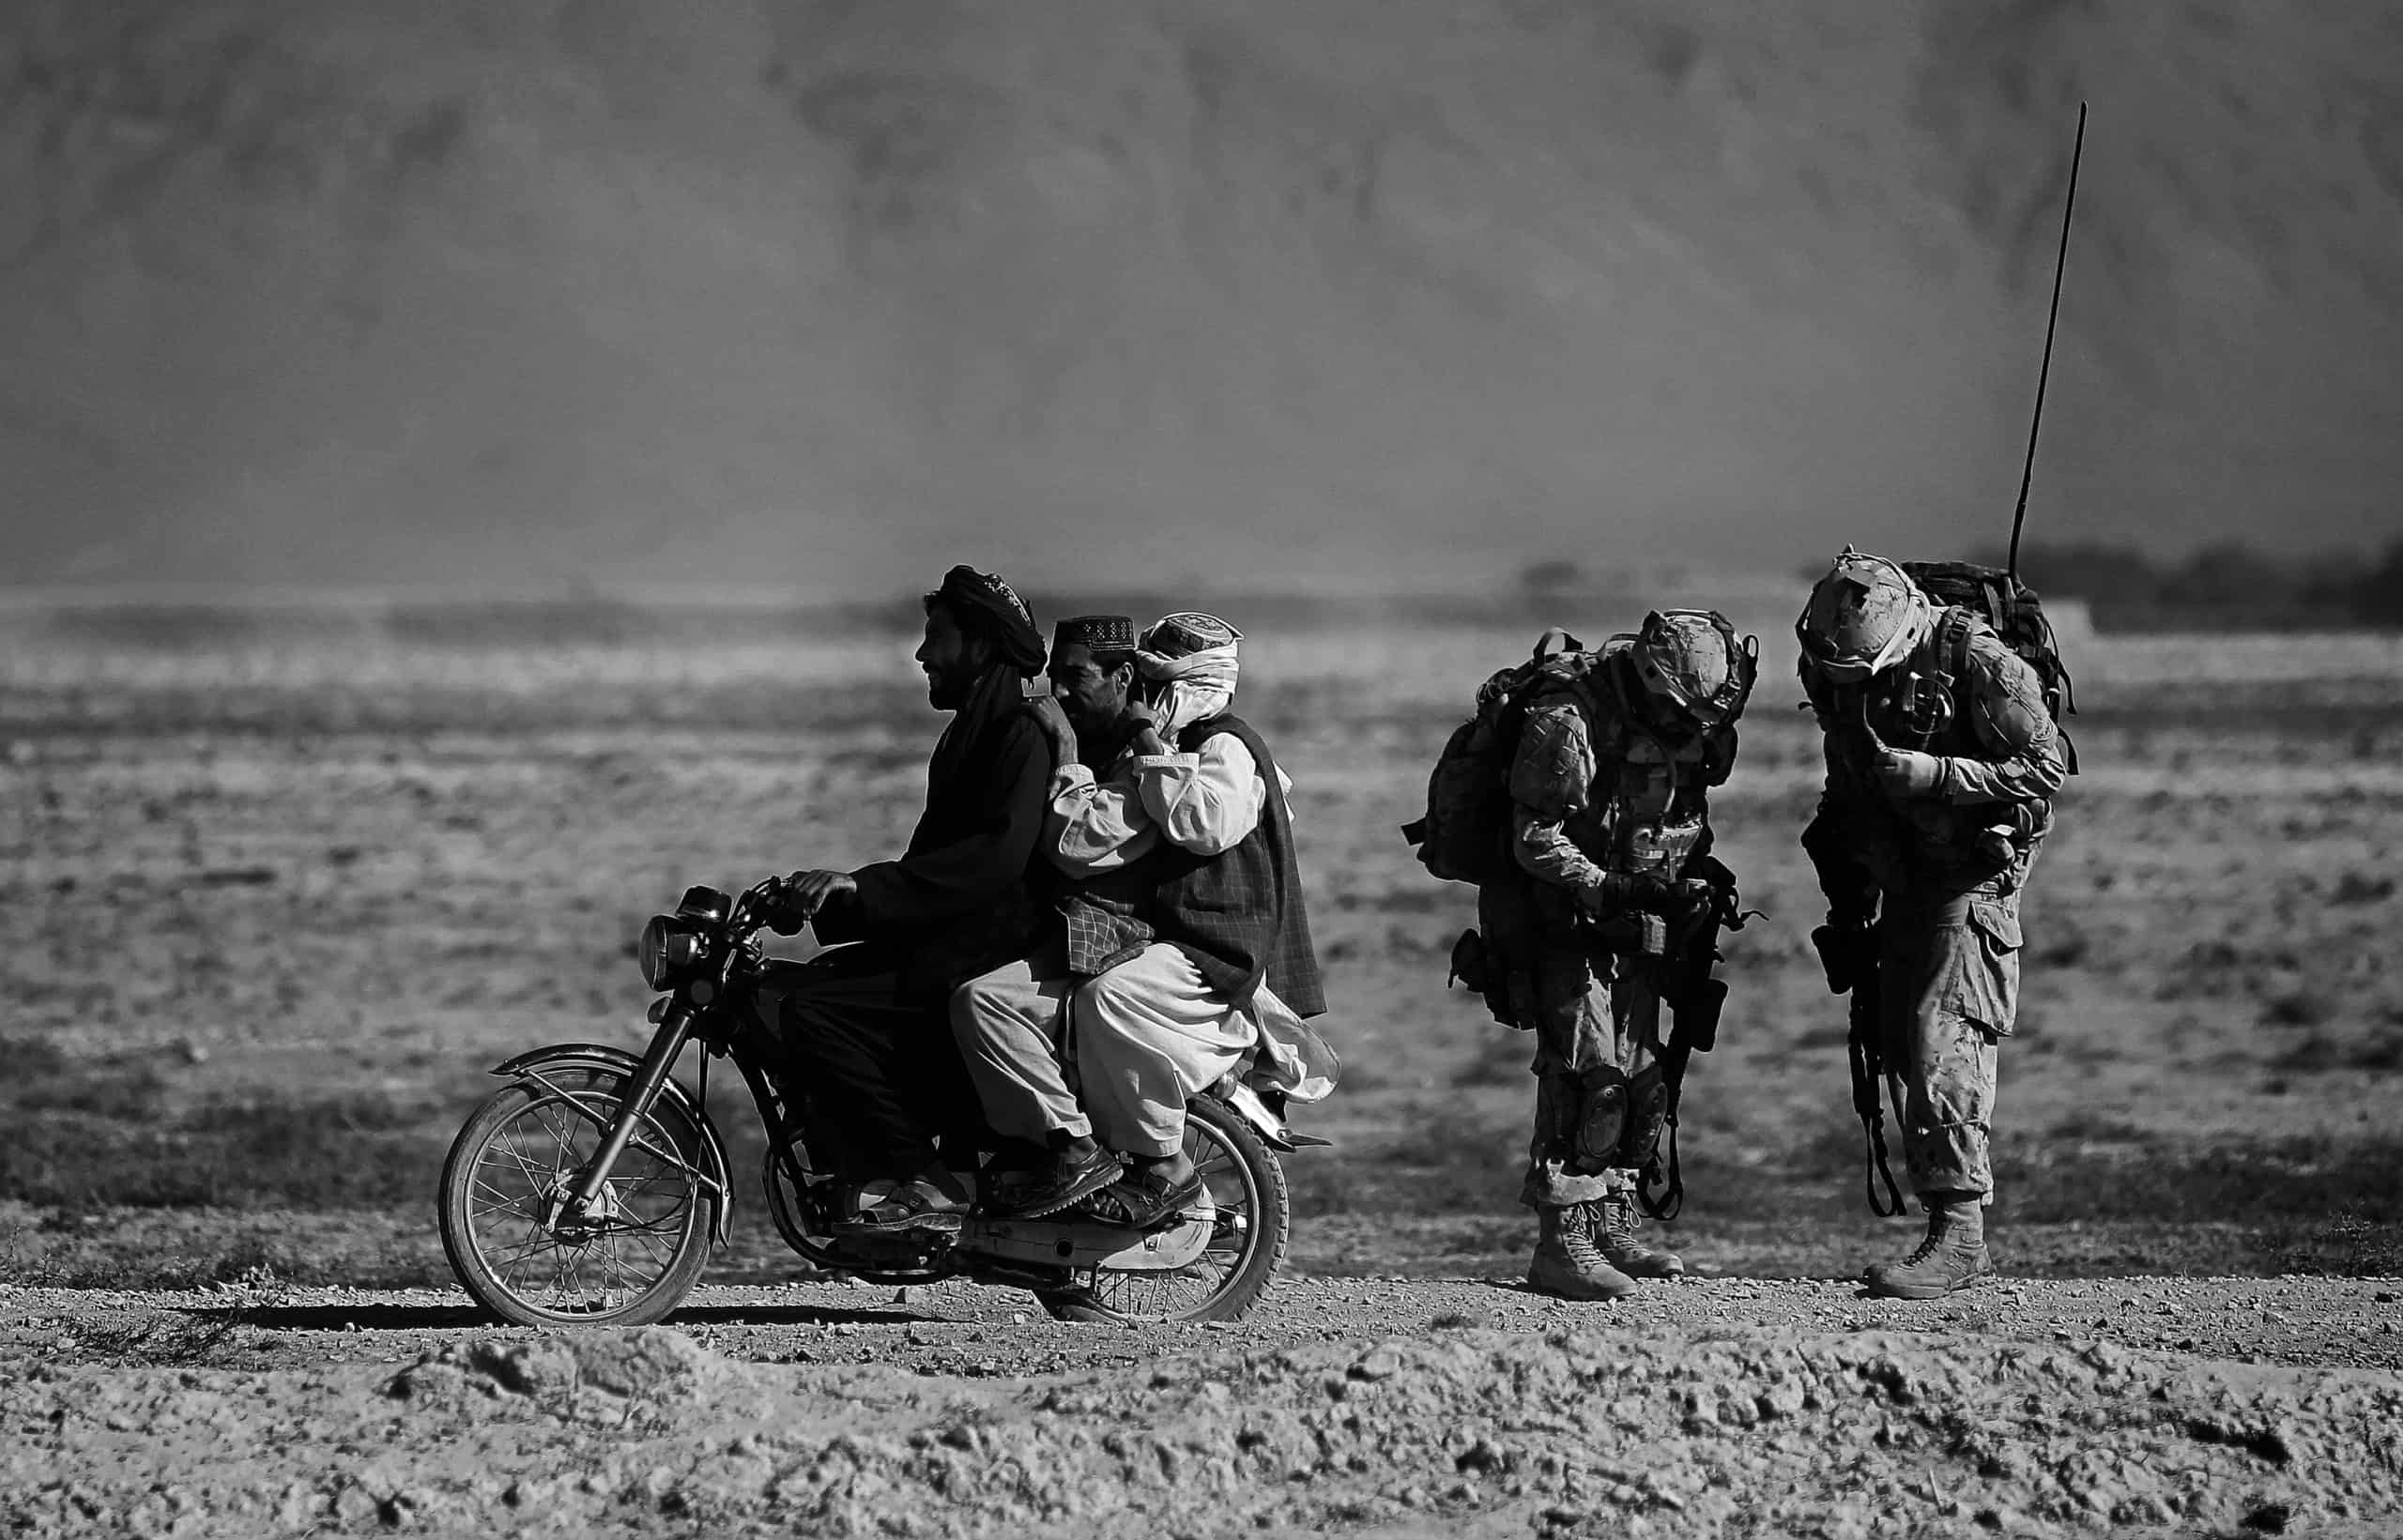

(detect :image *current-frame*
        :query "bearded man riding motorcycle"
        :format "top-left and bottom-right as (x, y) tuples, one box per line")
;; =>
(1480, 609), (1756, 1301)
(758, 564), (1059, 1236)
(1796, 549), (2065, 1298)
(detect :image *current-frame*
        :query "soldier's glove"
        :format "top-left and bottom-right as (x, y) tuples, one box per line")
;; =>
(1870, 745), (1945, 797)
(1859, 716), (1945, 798)
(1584, 872), (1675, 916)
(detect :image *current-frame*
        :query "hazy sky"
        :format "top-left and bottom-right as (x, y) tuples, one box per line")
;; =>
(2, 0), (2397, 596)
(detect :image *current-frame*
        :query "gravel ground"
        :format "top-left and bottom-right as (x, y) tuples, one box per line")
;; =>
(4, 1273), (2401, 1537)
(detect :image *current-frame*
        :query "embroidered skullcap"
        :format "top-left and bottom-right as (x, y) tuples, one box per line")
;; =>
(927, 565), (1045, 676)
(1052, 615), (1136, 653)
(1139, 611), (1244, 660)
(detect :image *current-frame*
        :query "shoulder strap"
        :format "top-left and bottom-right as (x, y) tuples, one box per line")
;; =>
(1941, 606), (1975, 685)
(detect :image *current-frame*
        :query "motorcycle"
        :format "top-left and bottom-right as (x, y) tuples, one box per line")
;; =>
(436, 879), (1325, 1327)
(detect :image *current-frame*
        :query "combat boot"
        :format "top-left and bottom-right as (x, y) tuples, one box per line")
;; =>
(1863, 1194), (1994, 1300)
(1597, 1185), (1685, 1278)
(1526, 1202), (1637, 1301)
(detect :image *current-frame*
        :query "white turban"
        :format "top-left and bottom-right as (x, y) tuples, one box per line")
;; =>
(1137, 612), (1243, 736)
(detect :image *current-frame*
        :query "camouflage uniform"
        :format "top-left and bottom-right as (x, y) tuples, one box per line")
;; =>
(1481, 643), (1734, 1213)
(1803, 610), (2066, 1203)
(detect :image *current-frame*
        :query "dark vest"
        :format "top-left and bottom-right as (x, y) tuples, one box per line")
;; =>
(1147, 714), (1327, 1018)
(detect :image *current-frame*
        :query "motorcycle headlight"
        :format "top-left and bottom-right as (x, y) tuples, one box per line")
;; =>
(636, 915), (711, 991)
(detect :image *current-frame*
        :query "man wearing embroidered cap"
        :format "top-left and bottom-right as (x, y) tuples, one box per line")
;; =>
(951, 611), (1335, 1240)
(758, 564), (1061, 1236)
(1796, 547), (2066, 1298)
(934, 613), (1154, 1220)
(1483, 607), (1757, 1301)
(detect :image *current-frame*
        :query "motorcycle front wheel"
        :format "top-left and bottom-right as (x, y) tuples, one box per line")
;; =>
(438, 1067), (715, 1327)
(1047, 1094), (1290, 1324)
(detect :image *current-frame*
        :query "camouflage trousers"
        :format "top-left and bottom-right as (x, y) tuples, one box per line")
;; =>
(1875, 861), (2033, 1200)
(1480, 888), (1667, 1207)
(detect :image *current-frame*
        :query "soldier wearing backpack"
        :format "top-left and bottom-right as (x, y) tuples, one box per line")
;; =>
(1796, 548), (2068, 1299)
(1469, 610), (1758, 1301)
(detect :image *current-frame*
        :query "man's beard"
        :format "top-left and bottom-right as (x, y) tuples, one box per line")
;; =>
(926, 670), (971, 710)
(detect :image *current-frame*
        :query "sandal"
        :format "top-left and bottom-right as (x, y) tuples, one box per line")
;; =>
(986, 1145), (1122, 1219)
(837, 1169), (972, 1235)
(1074, 1166), (1205, 1229)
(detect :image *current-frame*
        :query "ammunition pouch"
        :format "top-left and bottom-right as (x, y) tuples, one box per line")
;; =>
(1588, 910), (1666, 957)
(1676, 973), (1727, 1056)
(1811, 922), (1875, 996)
(1446, 927), (1523, 1029)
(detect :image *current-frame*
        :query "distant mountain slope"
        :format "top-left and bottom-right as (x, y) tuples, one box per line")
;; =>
(1, 0), (2395, 594)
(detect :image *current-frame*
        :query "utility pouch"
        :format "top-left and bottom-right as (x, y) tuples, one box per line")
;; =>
(1811, 922), (1867, 996)
(1678, 974), (1727, 1055)
(1590, 912), (1667, 957)
(1446, 928), (1489, 993)
(1447, 927), (1522, 1029)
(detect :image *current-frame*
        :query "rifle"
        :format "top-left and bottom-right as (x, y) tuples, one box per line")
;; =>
(1639, 856), (1751, 1221)
(2006, 100), (2087, 582)
(1812, 920), (1906, 1217)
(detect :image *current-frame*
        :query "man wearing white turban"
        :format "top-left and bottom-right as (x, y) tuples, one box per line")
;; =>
(950, 612), (1334, 1230)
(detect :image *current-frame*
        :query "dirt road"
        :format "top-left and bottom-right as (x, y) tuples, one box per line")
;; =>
(5, 1273), (2400, 1537)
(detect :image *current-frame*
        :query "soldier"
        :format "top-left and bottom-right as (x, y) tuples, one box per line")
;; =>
(1795, 549), (2066, 1299)
(1484, 610), (1756, 1301)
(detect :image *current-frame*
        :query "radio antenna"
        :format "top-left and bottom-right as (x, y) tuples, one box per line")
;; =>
(2007, 100), (2086, 582)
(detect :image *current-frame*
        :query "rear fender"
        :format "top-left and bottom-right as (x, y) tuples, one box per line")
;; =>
(1215, 1080), (1333, 1152)
(490, 1043), (735, 1247)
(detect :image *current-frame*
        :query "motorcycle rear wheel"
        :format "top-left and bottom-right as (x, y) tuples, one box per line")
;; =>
(439, 1068), (714, 1328)
(1046, 1094), (1289, 1324)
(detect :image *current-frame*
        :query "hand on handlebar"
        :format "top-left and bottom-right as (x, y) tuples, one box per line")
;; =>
(760, 869), (858, 935)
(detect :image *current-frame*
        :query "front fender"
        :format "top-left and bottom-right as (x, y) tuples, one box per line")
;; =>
(490, 1043), (735, 1247)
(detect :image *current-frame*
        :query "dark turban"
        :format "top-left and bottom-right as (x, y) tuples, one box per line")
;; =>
(1053, 615), (1135, 653)
(927, 565), (1046, 677)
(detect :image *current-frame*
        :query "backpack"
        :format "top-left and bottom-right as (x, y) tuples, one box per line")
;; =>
(1901, 560), (2079, 774)
(1400, 628), (1586, 885)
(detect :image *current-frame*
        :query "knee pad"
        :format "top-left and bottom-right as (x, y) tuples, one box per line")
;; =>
(1618, 1063), (1668, 1167)
(1572, 1072), (1629, 1170)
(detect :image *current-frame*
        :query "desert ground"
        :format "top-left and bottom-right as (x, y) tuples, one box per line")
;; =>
(3, 591), (2400, 1535)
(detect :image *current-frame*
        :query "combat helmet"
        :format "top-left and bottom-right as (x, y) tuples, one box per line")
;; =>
(1625, 608), (1757, 727)
(1796, 547), (1935, 682)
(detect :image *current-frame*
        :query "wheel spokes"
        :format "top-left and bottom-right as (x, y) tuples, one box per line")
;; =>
(1079, 1117), (1263, 1320)
(462, 1087), (702, 1318)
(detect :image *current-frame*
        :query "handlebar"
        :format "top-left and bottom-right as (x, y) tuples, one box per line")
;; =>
(728, 877), (785, 939)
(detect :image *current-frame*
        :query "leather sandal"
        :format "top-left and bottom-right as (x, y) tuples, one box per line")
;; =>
(986, 1145), (1122, 1219)
(1074, 1166), (1205, 1229)
(836, 1169), (971, 1235)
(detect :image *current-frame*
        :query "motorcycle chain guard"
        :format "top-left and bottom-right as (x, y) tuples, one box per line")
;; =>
(957, 1195), (1216, 1273)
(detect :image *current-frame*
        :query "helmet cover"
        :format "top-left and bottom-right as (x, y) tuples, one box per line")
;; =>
(1629, 608), (1755, 726)
(1796, 547), (1932, 681)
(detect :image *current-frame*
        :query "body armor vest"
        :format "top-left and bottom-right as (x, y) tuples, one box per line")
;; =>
(1580, 648), (1718, 878)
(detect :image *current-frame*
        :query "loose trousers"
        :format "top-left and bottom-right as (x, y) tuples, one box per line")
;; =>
(952, 943), (1257, 1159)
(764, 948), (976, 1182)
